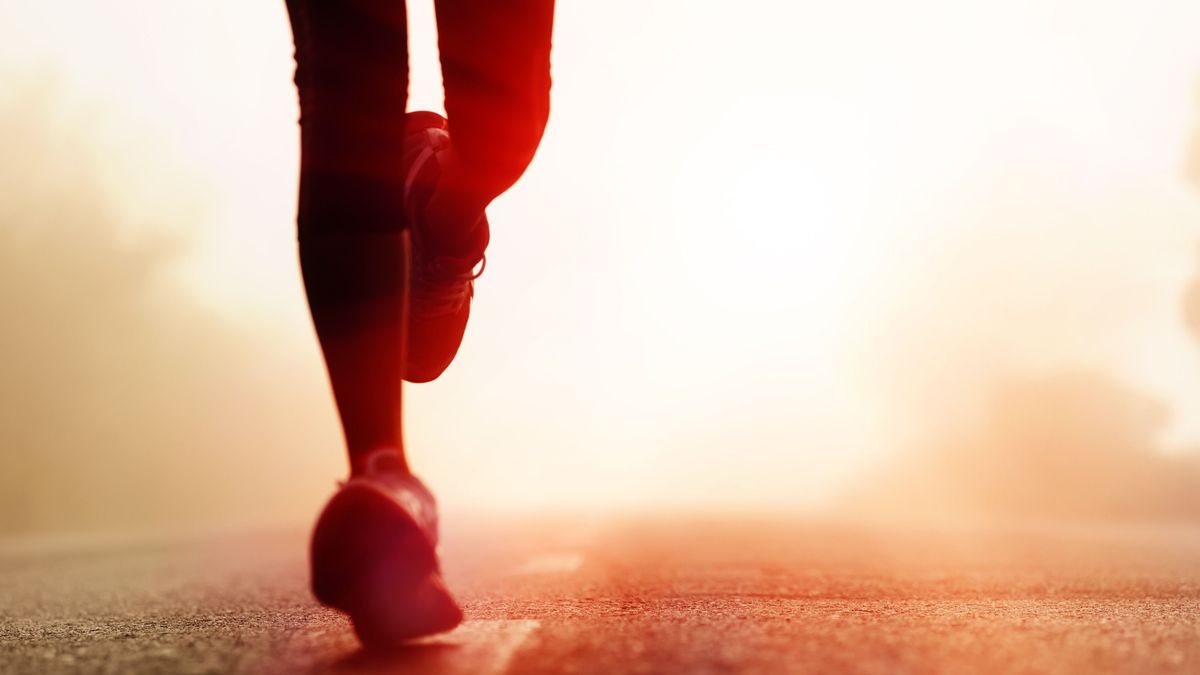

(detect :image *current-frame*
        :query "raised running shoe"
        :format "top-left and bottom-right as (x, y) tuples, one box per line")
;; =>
(401, 111), (488, 383)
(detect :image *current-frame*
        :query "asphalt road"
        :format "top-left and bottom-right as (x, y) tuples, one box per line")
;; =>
(1, 516), (1198, 674)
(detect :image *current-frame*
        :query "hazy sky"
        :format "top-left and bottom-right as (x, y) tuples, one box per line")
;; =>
(3, 0), (1200, 527)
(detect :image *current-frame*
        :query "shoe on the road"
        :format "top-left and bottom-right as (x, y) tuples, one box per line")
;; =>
(401, 110), (489, 383)
(310, 448), (463, 646)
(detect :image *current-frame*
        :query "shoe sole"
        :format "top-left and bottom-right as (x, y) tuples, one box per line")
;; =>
(310, 482), (463, 644)
(404, 302), (472, 383)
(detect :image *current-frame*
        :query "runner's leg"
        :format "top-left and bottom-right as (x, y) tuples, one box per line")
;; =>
(286, 0), (413, 474)
(425, 0), (555, 260)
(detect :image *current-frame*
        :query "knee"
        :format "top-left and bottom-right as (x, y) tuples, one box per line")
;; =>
(454, 106), (550, 199)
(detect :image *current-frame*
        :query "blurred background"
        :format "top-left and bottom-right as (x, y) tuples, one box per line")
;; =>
(2, 0), (1200, 535)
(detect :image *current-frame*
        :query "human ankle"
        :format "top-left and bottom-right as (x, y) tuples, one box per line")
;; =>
(349, 446), (411, 477)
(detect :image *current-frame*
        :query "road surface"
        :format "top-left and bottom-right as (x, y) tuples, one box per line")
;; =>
(1, 516), (1198, 674)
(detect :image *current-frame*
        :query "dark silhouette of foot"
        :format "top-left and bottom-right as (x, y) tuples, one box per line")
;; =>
(310, 449), (463, 645)
(402, 111), (489, 383)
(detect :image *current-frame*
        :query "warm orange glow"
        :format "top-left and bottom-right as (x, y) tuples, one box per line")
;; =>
(3, 0), (1200, 532)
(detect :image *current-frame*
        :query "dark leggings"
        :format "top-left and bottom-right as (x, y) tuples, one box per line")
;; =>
(285, 0), (554, 237)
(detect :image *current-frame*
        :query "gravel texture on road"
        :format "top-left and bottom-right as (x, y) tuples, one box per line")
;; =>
(2, 517), (1198, 674)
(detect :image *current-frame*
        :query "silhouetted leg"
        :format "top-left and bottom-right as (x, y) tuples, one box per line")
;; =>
(427, 0), (555, 259)
(286, 0), (413, 474)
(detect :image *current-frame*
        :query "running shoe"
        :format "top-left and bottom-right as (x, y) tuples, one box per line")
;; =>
(310, 448), (463, 645)
(401, 111), (489, 383)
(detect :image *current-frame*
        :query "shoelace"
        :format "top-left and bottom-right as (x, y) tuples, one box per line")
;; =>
(411, 253), (486, 317)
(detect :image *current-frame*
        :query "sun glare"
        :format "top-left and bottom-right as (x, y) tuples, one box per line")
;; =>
(3, 0), (1200, 521)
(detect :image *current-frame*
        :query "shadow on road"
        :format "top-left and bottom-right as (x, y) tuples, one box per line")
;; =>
(318, 642), (461, 674)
